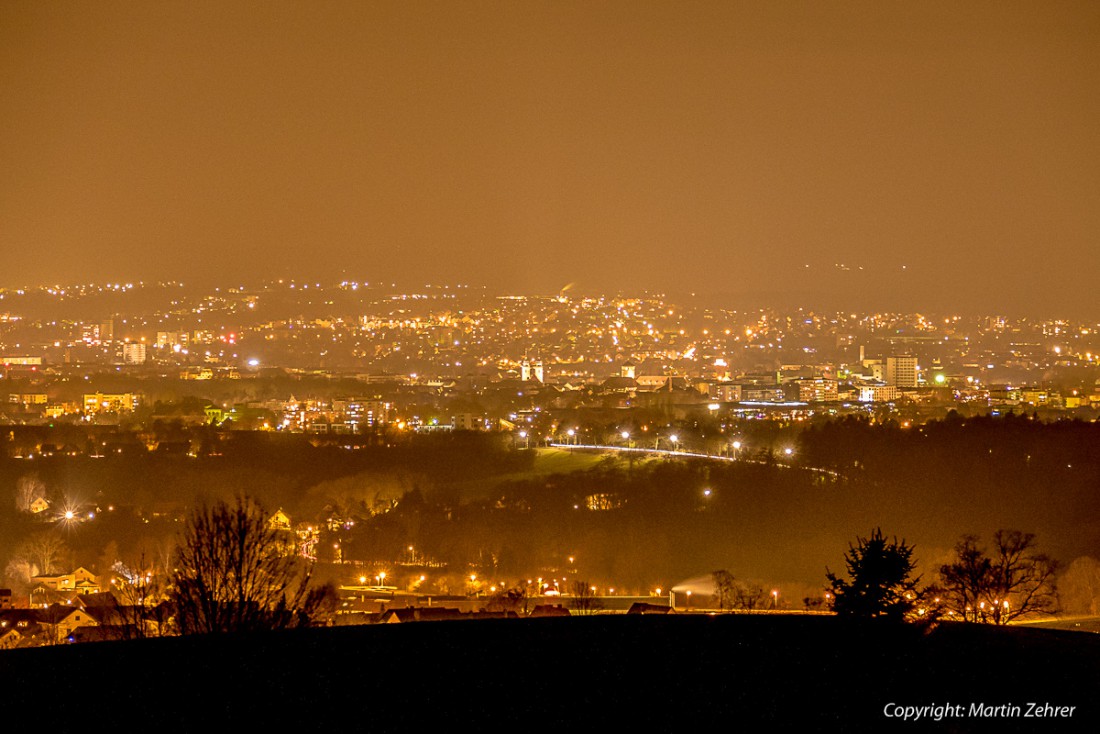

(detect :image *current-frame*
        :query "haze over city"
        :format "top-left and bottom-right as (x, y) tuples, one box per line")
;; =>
(3, 1), (1098, 315)
(2, 2), (1099, 727)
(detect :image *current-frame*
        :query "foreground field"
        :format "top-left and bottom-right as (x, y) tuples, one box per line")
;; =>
(3, 615), (1097, 729)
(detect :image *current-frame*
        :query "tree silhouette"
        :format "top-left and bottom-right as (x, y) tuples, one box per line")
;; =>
(712, 570), (737, 611)
(14, 473), (45, 512)
(12, 532), (70, 578)
(826, 528), (922, 622)
(734, 582), (767, 612)
(170, 496), (324, 635)
(568, 580), (603, 615)
(939, 530), (1058, 624)
(110, 550), (173, 639)
(486, 584), (529, 614)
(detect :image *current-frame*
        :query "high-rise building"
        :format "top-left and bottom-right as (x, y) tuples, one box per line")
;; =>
(122, 342), (147, 365)
(886, 355), (918, 388)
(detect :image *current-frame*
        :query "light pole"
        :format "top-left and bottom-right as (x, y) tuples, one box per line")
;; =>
(732, 440), (741, 460)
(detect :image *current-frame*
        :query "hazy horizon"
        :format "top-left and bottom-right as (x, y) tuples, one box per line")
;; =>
(3, 1), (1098, 316)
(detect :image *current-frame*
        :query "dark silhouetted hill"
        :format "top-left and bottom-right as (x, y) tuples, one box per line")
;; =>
(2, 615), (1097, 730)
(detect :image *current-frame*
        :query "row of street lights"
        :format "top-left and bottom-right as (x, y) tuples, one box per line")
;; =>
(521, 426), (797, 461)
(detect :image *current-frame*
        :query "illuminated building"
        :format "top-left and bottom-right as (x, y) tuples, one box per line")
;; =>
(886, 355), (918, 388)
(83, 392), (139, 414)
(121, 342), (147, 365)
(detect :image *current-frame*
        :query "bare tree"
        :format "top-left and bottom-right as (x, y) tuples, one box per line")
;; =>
(568, 580), (603, 615)
(1058, 556), (1100, 616)
(4, 559), (35, 594)
(14, 532), (70, 577)
(111, 550), (173, 639)
(734, 582), (767, 612)
(712, 570), (737, 611)
(14, 474), (45, 512)
(170, 496), (325, 635)
(486, 584), (528, 614)
(939, 530), (1058, 624)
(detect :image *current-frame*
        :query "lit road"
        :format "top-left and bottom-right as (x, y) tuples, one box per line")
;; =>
(546, 443), (841, 478)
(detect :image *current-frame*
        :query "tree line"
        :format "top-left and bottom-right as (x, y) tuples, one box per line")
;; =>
(822, 527), (1059, 625)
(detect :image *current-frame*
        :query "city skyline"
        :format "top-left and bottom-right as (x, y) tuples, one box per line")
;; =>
(4, 3), (1100, 724)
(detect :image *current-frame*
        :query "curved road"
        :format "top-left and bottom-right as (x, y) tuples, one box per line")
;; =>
(545, 442), (842, 478)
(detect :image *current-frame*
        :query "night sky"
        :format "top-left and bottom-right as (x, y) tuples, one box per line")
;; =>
(2, 1), (1097, 314)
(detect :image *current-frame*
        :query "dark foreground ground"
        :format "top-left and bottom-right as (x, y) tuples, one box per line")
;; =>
(2, 615), (1097, 731)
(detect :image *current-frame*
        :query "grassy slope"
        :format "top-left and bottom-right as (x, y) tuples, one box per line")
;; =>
(440, 447), (629, 499)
